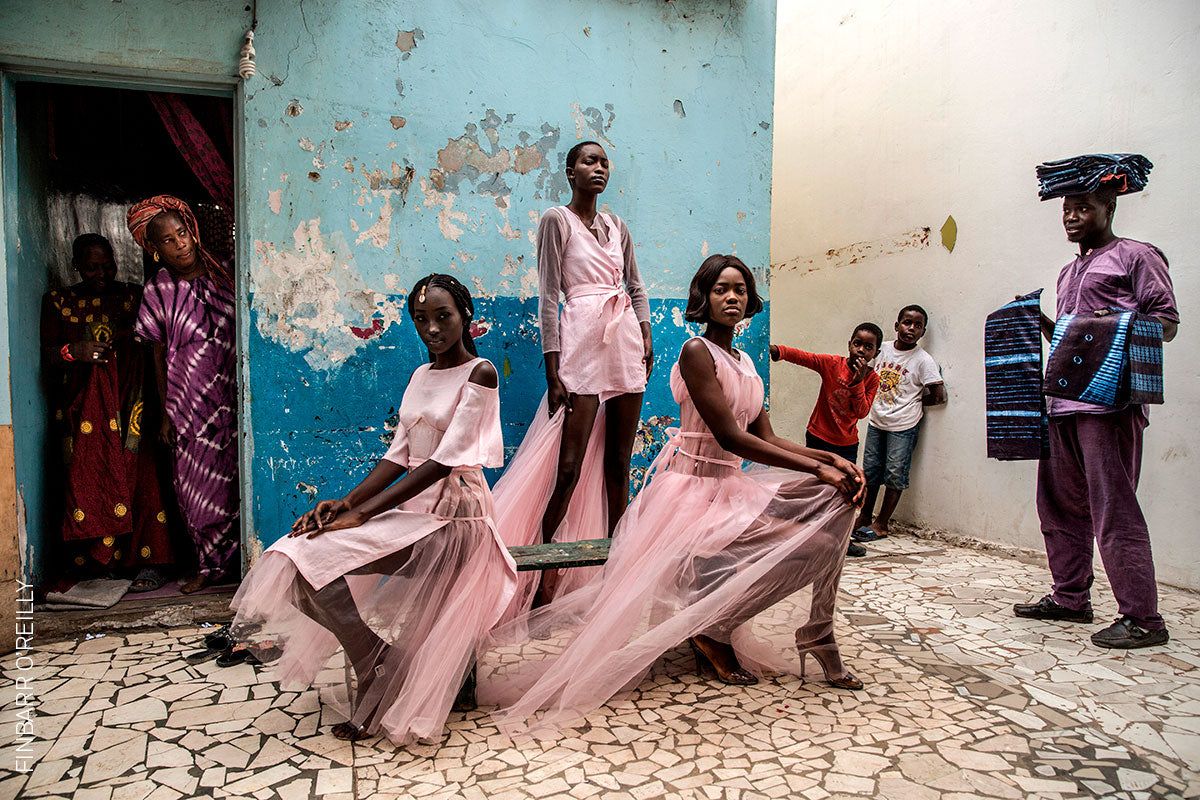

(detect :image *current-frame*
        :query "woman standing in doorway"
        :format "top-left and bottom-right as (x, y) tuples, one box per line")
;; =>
(127, 195), (239, 594)
(41, 233), (172, 589)
(493, 140), (653, 613)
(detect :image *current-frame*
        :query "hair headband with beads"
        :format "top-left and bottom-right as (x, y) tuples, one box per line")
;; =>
(417, 282), (426, 303)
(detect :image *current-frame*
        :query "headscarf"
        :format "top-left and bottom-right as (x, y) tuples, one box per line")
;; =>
(1035, 154), (1153, 201)
(126, 194), (232, 285)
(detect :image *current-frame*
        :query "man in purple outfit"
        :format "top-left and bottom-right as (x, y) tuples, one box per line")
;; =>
(1013, 155), (1178, 649)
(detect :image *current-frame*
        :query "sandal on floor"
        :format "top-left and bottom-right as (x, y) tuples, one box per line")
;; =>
(129, 568), (168, 593)
(216, 643), (253, 668)
(250, 640), (282, 665)
(851, 527), (887, 543)
(204, 623), (233, 651)
(185, 646), (228, 665)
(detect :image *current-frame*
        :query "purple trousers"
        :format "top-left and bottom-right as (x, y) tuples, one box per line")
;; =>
(1036, 407), (1163, 629)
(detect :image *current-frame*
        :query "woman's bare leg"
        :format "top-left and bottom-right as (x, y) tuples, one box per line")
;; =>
(601, 391), (644, 536)
(290, 548), (412, 736)
(540, 394), (601, 544)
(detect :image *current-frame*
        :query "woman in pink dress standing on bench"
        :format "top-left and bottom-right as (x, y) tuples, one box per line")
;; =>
(492, 140), (654, 614)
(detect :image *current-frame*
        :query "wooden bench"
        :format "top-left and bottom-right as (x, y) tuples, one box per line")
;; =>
(506, 538), (611, 571)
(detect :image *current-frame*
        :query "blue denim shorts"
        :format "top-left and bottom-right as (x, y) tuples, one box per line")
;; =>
(862, 422), (922, 490)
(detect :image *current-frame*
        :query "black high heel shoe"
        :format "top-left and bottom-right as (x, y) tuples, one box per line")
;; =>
(796, 635), (864, 691)
(688, 636), (758, 686)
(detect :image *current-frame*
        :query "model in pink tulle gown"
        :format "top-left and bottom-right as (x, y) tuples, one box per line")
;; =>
(479, 256), (866, 738)
(231, 275), (516, 745)
(492, 141), (653, 616)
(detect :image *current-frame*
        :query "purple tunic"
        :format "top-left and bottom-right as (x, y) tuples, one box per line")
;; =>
(1049, 238), (1177, 416)
(135, 269), (239, 579)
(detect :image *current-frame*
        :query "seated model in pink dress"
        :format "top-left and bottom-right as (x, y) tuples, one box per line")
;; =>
(480, 255), (867, 738)
(492, 141), (654, 615)
(231, 274), (516, 745)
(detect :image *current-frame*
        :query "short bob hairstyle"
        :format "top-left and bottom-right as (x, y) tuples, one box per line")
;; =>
(684, 254), (764, 323)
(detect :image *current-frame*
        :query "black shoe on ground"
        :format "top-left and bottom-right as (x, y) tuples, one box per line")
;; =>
(1090, 616), (1170, 649)
(1012, 595), (1094, 623)
(846, 543), (867, 558)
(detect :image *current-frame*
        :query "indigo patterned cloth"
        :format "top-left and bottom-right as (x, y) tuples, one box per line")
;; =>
(1045, 311), (1164, 406)
(1036, 154), (1153, 200)
(985, 290), (1049, 460)
(1128, 316), (1165, 404)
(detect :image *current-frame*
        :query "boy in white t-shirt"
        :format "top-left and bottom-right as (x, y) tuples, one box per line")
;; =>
(852, 305), (946, 542)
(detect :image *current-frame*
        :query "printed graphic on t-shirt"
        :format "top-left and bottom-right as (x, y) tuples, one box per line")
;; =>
(876, 360), (909, 408)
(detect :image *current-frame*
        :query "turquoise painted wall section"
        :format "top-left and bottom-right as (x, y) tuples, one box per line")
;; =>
(1, 0), (776, 565)
(0, 0), (248, 81)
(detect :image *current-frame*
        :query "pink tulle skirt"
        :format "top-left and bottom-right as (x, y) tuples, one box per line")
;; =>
(478, 450), (855, 739)
(231, 468), (516, 745)
(491, 395), (609, 622)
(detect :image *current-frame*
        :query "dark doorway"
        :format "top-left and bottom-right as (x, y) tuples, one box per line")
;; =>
(8, 80), (240, 601)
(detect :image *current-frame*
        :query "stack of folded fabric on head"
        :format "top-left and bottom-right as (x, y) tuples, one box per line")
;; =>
(1036, 153), (1154, 200)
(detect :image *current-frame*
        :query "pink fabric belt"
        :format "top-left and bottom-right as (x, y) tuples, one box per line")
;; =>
(565, 284), (631, 344)
(641, 428), (742, 489)
(406, 462), (492, 521)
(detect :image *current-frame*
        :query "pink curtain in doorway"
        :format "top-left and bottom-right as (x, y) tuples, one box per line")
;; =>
(147, 93), (234, 209)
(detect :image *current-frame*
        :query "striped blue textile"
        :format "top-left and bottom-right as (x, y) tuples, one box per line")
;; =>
(1129, 317), (1165, 404)
(985, 289), (1048, 460)
(1045, 311), (1164, 406)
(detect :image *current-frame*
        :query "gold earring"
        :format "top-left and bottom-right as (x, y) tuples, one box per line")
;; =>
(153, 252), (160, 262)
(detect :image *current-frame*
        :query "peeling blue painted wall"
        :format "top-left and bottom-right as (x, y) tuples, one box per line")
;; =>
(1, 0), (776, 562)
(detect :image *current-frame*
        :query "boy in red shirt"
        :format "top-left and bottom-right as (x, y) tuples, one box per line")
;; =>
(770, 322), (883, 557)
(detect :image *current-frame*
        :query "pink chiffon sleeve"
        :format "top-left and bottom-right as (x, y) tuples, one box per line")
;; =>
(536, 208), (569, 354)
(429, 382), (504, 469)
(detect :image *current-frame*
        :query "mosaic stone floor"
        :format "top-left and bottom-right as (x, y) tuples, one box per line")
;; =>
(3, 533), (1198, 799)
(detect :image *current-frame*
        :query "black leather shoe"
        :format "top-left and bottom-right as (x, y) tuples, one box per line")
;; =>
(1012, 595), (1094, 623)
(846, 543), (867, 558)
(1090, 616), (1170, 649)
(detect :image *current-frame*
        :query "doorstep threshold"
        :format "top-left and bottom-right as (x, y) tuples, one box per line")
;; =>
(35, 589), (235, 645)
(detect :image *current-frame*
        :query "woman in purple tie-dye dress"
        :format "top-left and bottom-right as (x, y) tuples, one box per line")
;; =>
(127, 195), (239, 594)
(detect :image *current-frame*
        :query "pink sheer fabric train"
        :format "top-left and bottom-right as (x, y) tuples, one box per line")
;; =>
(231, 358), (516, 745)
(479, 337), (855, 737)
(492, 207), (650, 617)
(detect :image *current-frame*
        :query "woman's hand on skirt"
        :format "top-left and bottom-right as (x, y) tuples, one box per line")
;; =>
(293, 508), (364, 539)
(290, 498), (349, 537)
(816, 459), (866, 506)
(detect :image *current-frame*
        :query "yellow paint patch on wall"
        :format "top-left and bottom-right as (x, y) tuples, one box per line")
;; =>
(941, 215), (957, 253)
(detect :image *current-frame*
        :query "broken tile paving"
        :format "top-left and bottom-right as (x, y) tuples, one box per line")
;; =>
(3, 532), (1198, 799)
